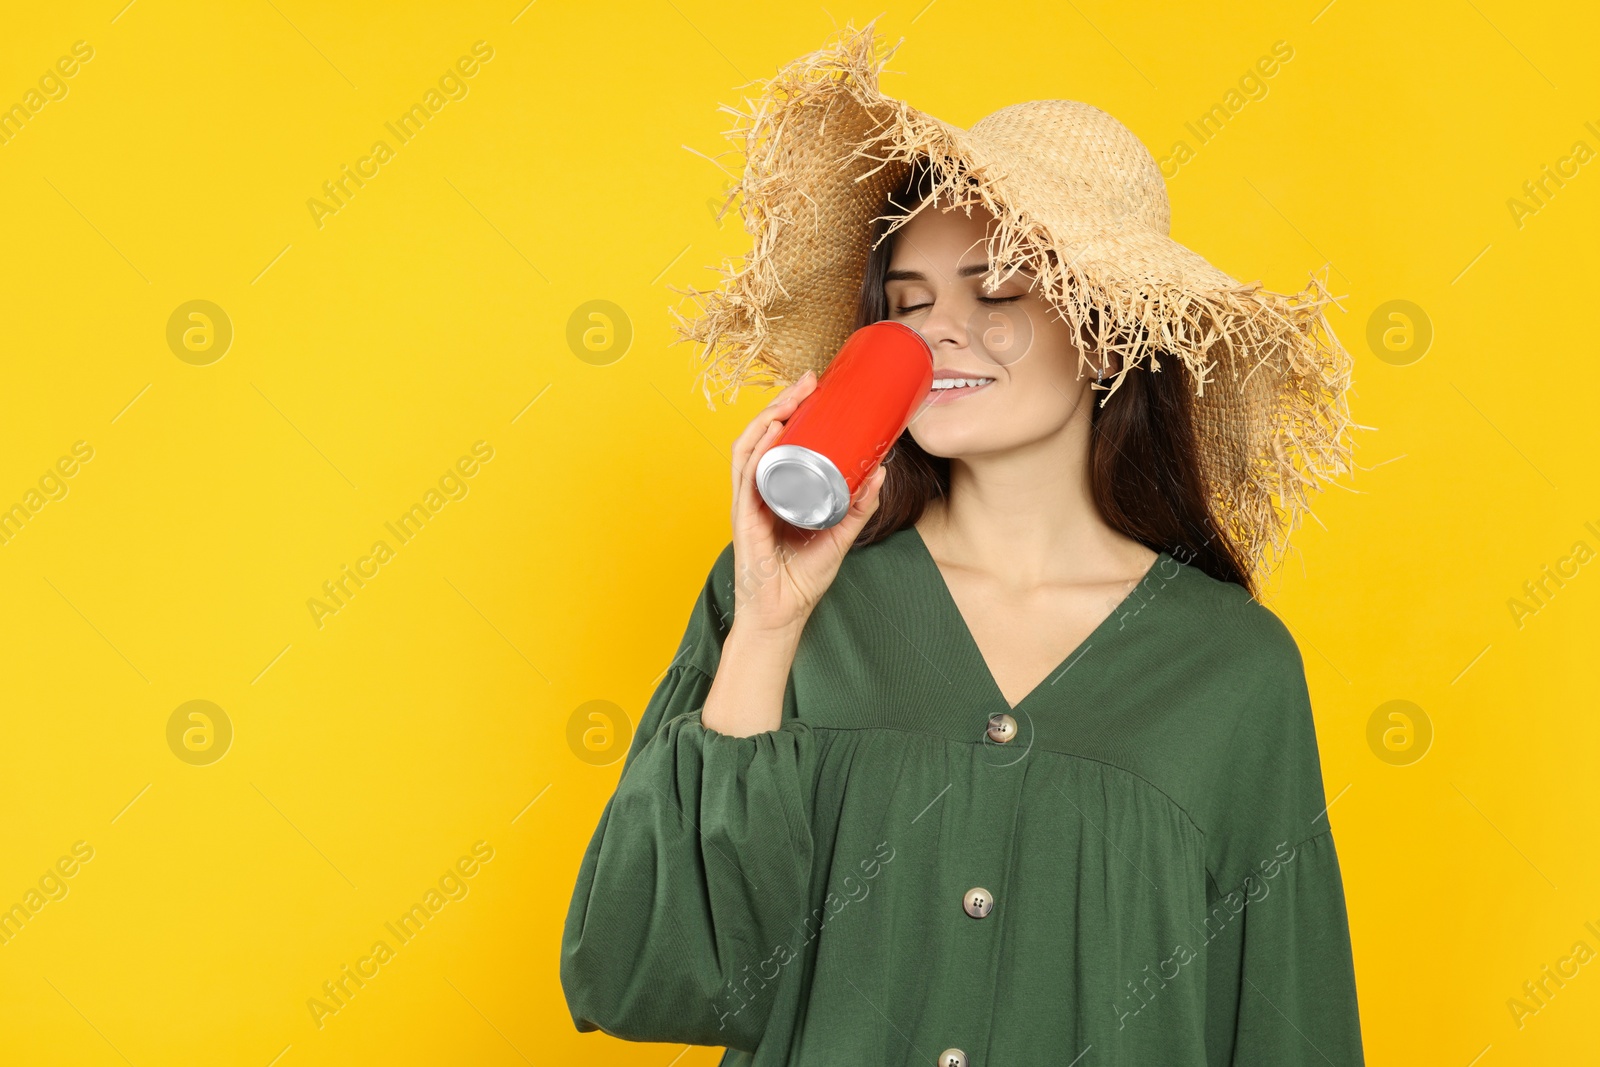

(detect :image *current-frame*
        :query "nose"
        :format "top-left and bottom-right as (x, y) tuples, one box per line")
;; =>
(917, 293), (970, 359)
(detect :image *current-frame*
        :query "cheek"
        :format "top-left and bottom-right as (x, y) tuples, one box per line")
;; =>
(1009, 314), (1083, 383)
(993, 317), (1088, 425)
(1002, 363), (1091, 436)
(995, 328), (1095, 422)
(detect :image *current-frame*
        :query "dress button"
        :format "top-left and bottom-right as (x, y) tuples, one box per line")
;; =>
(938, 1050), (968, 1067)
(962, 886), (994, 918)
(986, 712), (1017, 743)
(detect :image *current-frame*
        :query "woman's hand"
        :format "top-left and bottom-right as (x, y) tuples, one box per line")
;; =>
(703, 370), (888, 738)
(727, 369), (889, 642)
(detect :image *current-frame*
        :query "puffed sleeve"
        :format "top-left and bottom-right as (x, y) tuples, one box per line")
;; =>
(559, 543), (819, 1051)
(1216, 831), (1363, 1065)
(1202, 616), (1365, 1065)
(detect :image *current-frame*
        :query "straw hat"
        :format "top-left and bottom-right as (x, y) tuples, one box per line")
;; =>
(669, 20), (1356, 581)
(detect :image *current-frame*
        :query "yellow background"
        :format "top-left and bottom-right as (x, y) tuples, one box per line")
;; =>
(1, 1), (1595, 1064)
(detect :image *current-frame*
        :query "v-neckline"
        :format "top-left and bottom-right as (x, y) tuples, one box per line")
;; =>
(906, 525), (1171, 713)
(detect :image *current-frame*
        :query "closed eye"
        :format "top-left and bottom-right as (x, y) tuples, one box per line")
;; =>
(895, 295), (1021, 314)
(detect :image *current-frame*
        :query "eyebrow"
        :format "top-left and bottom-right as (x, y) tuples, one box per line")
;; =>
(884, 263), (1030, 282)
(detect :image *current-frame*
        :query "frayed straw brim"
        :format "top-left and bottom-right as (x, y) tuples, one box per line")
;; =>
(668, 20), (1358, 582)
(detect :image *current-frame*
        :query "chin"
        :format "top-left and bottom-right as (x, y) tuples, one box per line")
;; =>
(907, 424), (1018, 460)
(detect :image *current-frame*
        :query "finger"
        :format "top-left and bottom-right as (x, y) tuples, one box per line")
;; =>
(731, 414), (781, 499)
(731, 373), (817, 496)
(733, 447), (789, 576)
(746, 370), (815, 431)
(830, 464), (888, 545)
(733, 417), (785, 524)
(730, 395), (794, 496)
(741, 417), (788, 512)
(852, 463), (888, 513)
(751, 370), (816, 427)
(731, 373), (815, 467)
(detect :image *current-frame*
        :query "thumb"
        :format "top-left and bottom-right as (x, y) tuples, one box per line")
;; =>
(831, 464), (888, 544)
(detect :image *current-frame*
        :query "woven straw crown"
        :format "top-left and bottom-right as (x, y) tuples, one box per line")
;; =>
(669, 21), (1357, 583)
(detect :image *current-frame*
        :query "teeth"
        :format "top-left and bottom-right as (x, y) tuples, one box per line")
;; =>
(931, 378), (994, 390)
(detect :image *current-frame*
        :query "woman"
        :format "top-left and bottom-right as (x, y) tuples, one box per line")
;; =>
(561, 23), (1363, 1066)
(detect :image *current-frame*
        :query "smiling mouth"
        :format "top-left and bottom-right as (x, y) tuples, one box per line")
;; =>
(926, 376), (996, 403)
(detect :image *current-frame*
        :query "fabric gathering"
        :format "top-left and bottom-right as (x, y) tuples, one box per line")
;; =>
(560, 529), (1364, 1063)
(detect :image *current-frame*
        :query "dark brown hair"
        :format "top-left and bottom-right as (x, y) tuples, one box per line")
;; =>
(851, 157), (1253, 594)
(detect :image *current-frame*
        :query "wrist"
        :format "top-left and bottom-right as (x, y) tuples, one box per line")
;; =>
(726, 613), (807, 654)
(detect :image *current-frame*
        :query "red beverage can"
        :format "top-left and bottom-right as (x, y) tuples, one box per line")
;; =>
(755, 321), (934, 529)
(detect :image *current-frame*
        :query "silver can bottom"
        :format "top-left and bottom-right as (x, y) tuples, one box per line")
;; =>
(755, 444), (851, 529)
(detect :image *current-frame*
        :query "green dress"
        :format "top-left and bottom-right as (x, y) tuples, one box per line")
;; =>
(560, 526), (1364, 1065)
